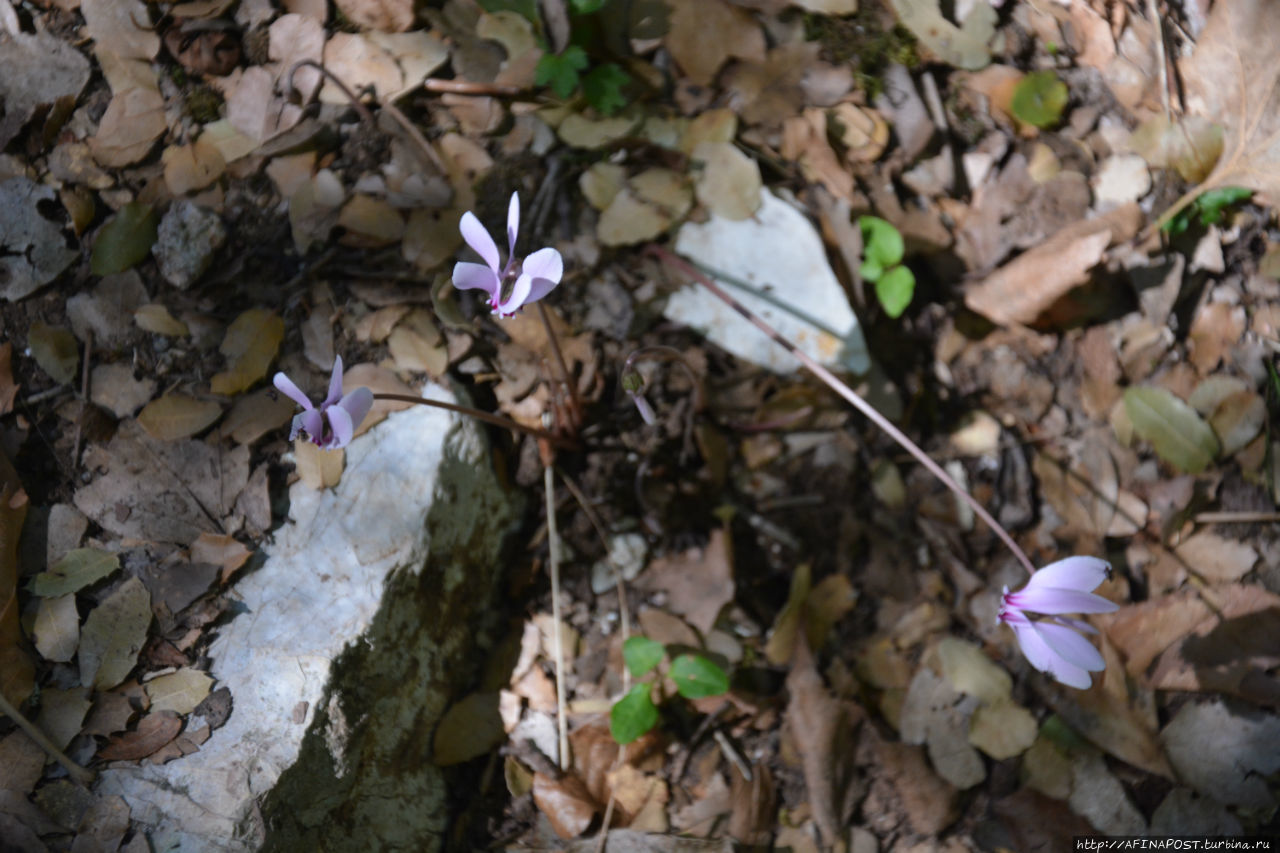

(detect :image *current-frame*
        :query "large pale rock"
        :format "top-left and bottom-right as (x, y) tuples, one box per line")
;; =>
(96, 384), (520, 851)
(667, 190), (869, 375)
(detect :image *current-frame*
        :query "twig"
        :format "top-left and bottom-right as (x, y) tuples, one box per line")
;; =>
(545, 466), (570, 772)
(0, 690), (95, 787)
(648, 244), (1039, 578)
(1193, 511), (1280, 524)
(424, 78), (525, 97)
(535, 303), (583, 432)
(1148, 0), (1171, 121)
(288, 60), (374, 124)
(371, 393), (576, 449)
(72, 331), (91, 466)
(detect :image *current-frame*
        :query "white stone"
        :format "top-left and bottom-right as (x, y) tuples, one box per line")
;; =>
(95, 384), (487, 851)
(667, 190), (869, 375)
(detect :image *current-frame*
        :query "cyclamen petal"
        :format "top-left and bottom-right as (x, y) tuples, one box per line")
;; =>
(275, 356), (373, 450)
(998, 554), (1118, 689)
(451, 191), (563, 317)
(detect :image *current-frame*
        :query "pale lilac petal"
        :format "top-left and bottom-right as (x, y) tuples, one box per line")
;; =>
(521, 274), (559, 306)
(274, 372), (315, 410)
(495, 274), (532, 316)
(1035, 621), (1106, 672)
(326, 404), (354, 449)
(452, 262), (501, 298)
(506, 192), (520, 259)
(1025, 556), (1111, 594)
(323, 355), (344, 407)
(522, 247), (563, 285)
(460, 211), (500, 272)
(338, 386), (374, 433)
(1006, 587), (1118, 615)
(295, 409), (323, 442)
(1008, 614), (1092, 689)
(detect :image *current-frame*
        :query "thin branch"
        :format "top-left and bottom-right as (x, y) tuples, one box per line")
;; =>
(545, 466), (570, 772)
(535, 303), (583, 432)
(0, 691), (95, 787)
(648, 244), (1039, 578)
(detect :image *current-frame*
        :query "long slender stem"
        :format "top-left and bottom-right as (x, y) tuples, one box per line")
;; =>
(372, 393), (575, 448)
(535, 302), (583, 431)
(648, 244), (1038, 578)
(544, 466), (569, 771)
(0, 690), (95, 786)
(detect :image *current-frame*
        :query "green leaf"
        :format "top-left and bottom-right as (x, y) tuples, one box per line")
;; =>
(32, 548), (121, 597)
(610, 683), (658, 744)
(583, 63), (630, 116)
(1011, 70), (1069, 129)
(535, 46), (588, 99)
(670, 654), (729, 699)
(91, 202), (158, 276)
(875, 265), (915, 319)
(623, 636), (664, 678)
(858, 216), (904, 280)
(1124, 386), (1220, 474)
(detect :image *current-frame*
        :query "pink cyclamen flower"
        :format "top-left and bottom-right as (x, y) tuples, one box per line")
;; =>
(452, 192), (564, 318)
(273, 355), (374, 450)
(998, 556), (1119, 689)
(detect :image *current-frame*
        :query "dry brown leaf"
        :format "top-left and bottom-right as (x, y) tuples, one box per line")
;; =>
(784, 639), (863, 846)
(693, 141), (762, 221)
(1174, 1), (1280, 214)
(1174, 531), (1257, 584)
(727, 763), (773, 846)
(337, 195), (405, 248)
(1187, 302), (1246, 374)
(210, 308), (285, 395)
(532, 772), (599, 839)
(98, 710), (182, 761)
(334, 0), (411, 32)
(162, 139), (226, 196)
(294, 441), (343, 490)
(33, 594), (79, 663)
(90, 84), (166, 167)
(665, 0), (764, 86)
(781, 110), (854, 201)
(1103, 590), (1213, 677)
(134, 304), (190, 337)
(635, 529), (734, 636)
(722, 43), (817, 128)
(0, 452), (33, 705)
(136, 394), (223, 441)
(82, 0), (160, 59)
(342, 363), (415, 436)
(221, 388), (295, 445)
(190, 532), (252, 583)
(0, 344), (18, 416)
(965, 204), (1141, 325)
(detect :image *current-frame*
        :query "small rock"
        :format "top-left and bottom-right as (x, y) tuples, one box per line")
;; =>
(154, 201), (226, 289)
(590, 532), (648, 594)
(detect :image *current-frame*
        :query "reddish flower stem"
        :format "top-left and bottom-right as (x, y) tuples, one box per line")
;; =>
(647, 244), (1037, 578)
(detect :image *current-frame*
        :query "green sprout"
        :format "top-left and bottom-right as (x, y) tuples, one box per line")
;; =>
(858, 216), (916, 319)
(609, 635), (729, 744)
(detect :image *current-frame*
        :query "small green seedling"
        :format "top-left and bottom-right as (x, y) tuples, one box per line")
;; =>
(528, 0), (633, 115)
(610, 635), (730, 744)
(1011, 70), (1068, 129)
(858, 215), (916, 319)
(1161, 186), (1252, 236)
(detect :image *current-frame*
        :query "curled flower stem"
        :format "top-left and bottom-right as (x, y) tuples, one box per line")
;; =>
(371, 394), (576, 449)
(0, 691), (95, 787)
(647, 244), (1038, 579)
